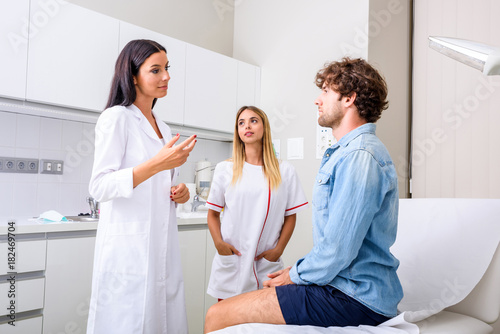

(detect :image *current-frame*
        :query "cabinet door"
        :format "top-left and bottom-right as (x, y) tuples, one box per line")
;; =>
(236, 60), (258, 108)
(204, 230), (217, 316)
(43, 234), (96, 334)
(184, 44), (238, 133)
(0, 315), (42, 334)
(178, 228), (208, 333)
(0, 237), (46, 275)
(0, 277), (45, 315)
(119, 22), (186, 125)
(26, 2), (119, 112)
(0, 0), (29, 100)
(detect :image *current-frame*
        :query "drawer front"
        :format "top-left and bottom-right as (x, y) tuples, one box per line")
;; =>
(0, 278), (45, 316)
(0, 238), (46, 275)
(0, 315), (42, 333)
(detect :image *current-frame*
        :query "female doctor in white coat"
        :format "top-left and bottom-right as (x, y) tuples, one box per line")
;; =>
(87, 39), (196, 334)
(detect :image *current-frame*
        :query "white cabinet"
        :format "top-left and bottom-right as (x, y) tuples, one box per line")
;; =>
(0, 234), (46, 329)
(0, 315), (43, 334)
(3, 2), (261, 131)
(26, 1), (119, 112)
(204, 230), (217, 315)
(119, 22), (186, 125)
(236, 60), (260, 108)
(0, 238), (46, 275)
(0, 277), (45, 315)
(184, 44), (238, 133)
(0, 0), (29, 100)
(42, 233), (96, 334)
(178, 227), (209, 333)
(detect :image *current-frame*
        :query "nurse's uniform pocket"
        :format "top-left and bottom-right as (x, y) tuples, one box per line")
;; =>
(257, 257), (284, 278)
(210, 254), (239, 295)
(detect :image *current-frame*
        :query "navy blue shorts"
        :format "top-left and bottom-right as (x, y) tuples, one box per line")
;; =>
(275, 284), (390, 327)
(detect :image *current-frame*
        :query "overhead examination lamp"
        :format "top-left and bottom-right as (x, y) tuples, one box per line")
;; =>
(428, 36), (500, 76)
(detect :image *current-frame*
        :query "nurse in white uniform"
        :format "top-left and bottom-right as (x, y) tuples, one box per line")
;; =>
(206, 106), (308, 300)
(87, 39), (196, 334)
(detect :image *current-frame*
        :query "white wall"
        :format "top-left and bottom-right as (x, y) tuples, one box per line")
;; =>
(233, 0), (370, 265)
(412, 0), (500, 198)
(66, 0), (235, 56)
(368, 0), (412, 198)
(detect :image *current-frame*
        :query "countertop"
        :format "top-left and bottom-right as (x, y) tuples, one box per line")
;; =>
(0, 214), (207, 235)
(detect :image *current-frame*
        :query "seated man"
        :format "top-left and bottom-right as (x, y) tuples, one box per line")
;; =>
(204, 57), (403, 333)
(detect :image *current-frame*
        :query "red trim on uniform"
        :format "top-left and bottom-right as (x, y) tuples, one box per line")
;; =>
(206, 201), (223, 209)
(253, 181), (271, 290)
(285, 202), (308, 211)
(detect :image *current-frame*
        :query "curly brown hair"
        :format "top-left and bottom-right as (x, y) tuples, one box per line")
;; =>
(315, 57), (389, 123)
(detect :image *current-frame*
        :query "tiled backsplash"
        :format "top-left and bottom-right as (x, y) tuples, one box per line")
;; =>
(0, 110), (232, 218)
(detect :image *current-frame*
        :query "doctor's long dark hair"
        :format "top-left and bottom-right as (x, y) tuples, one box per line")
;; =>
(105, 39), (166, 110)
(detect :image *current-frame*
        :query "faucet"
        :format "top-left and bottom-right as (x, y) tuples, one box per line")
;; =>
(191, 195), (206, 212)
(87, 196), (100, 219)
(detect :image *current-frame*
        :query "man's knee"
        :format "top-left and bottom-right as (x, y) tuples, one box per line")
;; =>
(205, 303), (218, 328)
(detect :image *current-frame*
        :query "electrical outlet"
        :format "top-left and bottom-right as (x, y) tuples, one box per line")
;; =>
(0, 157), (39, 174)
(40, 159), (64, 175)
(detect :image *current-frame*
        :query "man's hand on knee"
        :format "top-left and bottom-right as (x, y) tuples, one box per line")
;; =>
(263, 266), (294, 288)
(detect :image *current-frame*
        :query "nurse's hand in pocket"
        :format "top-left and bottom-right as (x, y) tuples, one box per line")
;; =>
(215, 240), (241, 256)
(255, 247), (283, 262)
(154, 134), (197, 171)
(170, 183), (189, 204)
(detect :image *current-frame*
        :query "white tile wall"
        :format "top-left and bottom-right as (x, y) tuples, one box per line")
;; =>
(0, 112), (16, 147)
(0, 110), (95, 218)
(0, 109), (232, 218)
(177, 135), (232, 185)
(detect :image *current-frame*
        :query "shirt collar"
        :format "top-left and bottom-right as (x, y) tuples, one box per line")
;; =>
(128, 103), (166, 142)
(337, 123), (376, 148)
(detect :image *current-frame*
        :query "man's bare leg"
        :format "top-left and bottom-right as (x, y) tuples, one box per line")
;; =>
(204, 287), (285, 333)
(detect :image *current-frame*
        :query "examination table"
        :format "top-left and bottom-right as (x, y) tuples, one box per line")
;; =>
(210, 198), (500, 334)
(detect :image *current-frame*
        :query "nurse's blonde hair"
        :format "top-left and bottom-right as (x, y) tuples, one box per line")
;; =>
(231, 106), (281, 190)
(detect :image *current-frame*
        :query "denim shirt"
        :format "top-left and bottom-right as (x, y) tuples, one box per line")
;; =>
(289, 123), (403, 317)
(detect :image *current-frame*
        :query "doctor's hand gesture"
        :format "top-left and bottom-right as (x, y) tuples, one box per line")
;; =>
(155, 134), (197, 171)
(132, 134), (196, 188)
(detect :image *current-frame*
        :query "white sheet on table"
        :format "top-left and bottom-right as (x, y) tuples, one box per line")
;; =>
(211, 313), (419, 334)
(394, 198), (500, 322)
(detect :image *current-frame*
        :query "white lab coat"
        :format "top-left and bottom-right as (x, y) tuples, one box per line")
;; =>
(87, 104), (188, 334)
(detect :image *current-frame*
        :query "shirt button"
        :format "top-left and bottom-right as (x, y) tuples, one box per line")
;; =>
(326, 154), (330, 157)
(318, 179), (322, 183)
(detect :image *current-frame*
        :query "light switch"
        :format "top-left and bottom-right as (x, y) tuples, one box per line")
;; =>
(41, 159), (64, 174)
(287, 138), (304, 160)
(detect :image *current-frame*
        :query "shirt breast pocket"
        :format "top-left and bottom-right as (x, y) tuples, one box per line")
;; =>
(312, 172), (331, 210)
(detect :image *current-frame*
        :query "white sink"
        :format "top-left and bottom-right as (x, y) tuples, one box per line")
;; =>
(176, 211), (208, 219)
